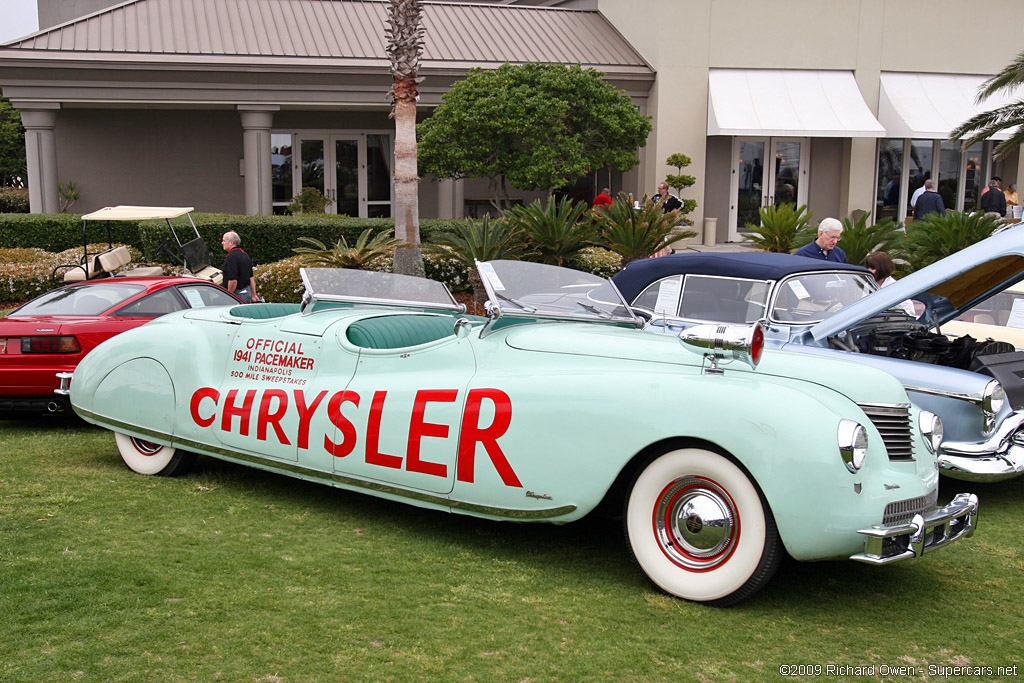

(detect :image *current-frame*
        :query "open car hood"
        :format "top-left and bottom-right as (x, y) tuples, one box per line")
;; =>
(811, 224), (1024, 341)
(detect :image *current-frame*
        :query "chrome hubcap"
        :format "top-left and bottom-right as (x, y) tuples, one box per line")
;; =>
(655, 476), (738, 569)
(131, 438), (163, 456)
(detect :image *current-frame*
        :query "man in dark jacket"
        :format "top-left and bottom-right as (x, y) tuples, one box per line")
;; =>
(980, 179), (1007, 216)
(913, 179), (945, 220)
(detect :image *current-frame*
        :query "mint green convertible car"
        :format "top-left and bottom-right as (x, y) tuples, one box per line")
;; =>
(65, 260), (978, 606)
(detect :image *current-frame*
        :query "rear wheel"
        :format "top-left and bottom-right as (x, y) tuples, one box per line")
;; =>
(624, 448), (782, 606)
(114, 432), (195, 477)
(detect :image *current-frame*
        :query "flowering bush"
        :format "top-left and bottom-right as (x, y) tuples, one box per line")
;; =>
(0, 244), (159, 305)
(569, 247), (622, 279)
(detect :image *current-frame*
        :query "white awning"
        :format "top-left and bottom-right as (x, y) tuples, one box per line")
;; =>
(707, 69), (885, 137)
(878, 72), (1016, 140)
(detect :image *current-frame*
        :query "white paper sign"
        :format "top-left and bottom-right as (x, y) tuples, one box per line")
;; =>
(478, 262), (505, 291)
(654, 278), (682, 314)
(184, 289), (206, 308)
(787, 280), (811, 300)
(1006, 298), (1024, 329)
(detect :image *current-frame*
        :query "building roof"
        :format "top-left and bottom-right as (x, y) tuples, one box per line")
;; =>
(2, 0), (651, 74)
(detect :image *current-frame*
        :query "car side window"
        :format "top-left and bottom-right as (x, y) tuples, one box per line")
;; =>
(178, 284), (239, 308)
(679, 275), (770, 324)
(113, 288), (186, 318)
(632, 276), (682, 315)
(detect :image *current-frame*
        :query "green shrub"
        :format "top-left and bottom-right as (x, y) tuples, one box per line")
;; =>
(893, 210), (1002, 271)
(746, 203), (814, 253)
(835, 212), (903, 267)
(254, 255), (309, 304)
(568, 247), (622, 279)
(0, 188), (29, 213)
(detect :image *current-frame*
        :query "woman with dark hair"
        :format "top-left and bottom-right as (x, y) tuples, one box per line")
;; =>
(866, 252), (915, 316)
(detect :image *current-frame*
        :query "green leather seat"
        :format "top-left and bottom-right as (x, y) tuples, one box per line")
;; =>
(229, 303), (302, 319)
(346, 315), (457, 349)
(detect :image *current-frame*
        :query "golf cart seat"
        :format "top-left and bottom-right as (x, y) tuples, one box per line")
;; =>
(63, 245), (133, 282)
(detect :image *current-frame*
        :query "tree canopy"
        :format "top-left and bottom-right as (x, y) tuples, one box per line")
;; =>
(950, 49), (1024, 158)
(0, 89), (27, 187)
(418, 63), (652, 198)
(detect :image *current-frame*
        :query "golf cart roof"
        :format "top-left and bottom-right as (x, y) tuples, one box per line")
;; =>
(81, 206), (195, 221)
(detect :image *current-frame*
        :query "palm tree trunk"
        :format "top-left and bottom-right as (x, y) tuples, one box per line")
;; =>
(387, 0), (425, 277)
(392, 91), (423, 276)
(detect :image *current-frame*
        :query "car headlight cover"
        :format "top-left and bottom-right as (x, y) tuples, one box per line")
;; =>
(982, 380), (1005, 416)
(838, 419), (868, 473)
(919, 410), (943, 454)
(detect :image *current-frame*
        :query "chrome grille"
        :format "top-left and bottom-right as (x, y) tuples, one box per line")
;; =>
(882, 489), (938, 525)
(858, 402), (914, 461)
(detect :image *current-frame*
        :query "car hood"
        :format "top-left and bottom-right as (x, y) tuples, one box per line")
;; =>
(811, 224), (1024, 341)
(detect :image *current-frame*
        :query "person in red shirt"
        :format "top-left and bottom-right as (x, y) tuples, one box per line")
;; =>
(592, 187), (613, 208)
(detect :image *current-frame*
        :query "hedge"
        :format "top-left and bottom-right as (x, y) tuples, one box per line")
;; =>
(0, 188), (29, 213)
(0, 212), (469, 268)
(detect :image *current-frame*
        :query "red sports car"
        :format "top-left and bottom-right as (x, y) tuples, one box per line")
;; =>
(1, 277), (243, 416)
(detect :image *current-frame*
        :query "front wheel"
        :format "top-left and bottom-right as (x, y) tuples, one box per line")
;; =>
(114, 432), (196, 477)
(624, 448), (782, 606)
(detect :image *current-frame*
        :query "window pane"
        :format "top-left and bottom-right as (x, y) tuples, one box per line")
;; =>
(938, 141), (961, 212)
(964, 142), (984, 212)
(632, 276), (682, 314)
(680, 275), (771, 324)
(367, 134), (392, 203)
(300, 139), (325, 192)
(271, 133), (293, 204)
(178, 284), (240, 308)
(907, 139), (933, 214)
(736, 141), (765, 230)
(877, 139), (903, 223)
(114, 288), (185, 318)
(335, 139), (359, 217)
(773, 141), (801, 206)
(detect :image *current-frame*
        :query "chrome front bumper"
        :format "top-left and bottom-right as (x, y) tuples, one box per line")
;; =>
(940, 411), (1024, 482)
(851, 492), (979, 565)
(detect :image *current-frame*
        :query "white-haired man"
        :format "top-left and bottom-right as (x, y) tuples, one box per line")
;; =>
(794, 218), (847, 263)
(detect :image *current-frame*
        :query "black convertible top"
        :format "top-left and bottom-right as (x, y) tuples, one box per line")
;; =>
(612, 252), (870, 302)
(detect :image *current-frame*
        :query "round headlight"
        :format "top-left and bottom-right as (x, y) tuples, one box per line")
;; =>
(983, 380), (1005, 417)
(838, 419), (868, 473)
(919, 410), (943, 454)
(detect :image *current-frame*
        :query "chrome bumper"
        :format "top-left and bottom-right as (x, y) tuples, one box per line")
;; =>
(851, 493), (979, 565)
(55, 372), (73, 396)
(940, 411), (1024, 482)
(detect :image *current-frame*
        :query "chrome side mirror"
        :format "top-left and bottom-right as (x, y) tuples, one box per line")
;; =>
(454, 318), (473, 339)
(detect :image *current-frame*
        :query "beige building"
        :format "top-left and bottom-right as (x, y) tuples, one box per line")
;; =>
(1, 0), (1022, 244)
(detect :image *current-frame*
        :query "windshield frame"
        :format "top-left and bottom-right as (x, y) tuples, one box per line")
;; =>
(299, 267), (465, 314)
(768, 270), (880, 325)
(476, 260), (640, 327)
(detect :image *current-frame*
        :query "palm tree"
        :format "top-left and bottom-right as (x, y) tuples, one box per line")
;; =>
(425, 216), (526, 305)
(745, 203), (814, 253)
(385, 0), (425, 276)
(950, 50), (1024, 158)
(293, 229), (406, 270)
(893, 211), (1003, 271)
(503, 196), (594, 267)
(592, 193), (695, 269)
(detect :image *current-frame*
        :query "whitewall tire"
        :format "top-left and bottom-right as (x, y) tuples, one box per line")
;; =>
(114, 432), (195, 477)
(625, 448), (782, 606)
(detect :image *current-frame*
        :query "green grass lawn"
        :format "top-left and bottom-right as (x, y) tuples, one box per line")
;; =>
(1, 417), (1021, 681)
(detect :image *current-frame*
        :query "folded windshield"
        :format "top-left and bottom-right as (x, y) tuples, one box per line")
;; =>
(300, 267), (462, 311)
(477, 260), (638, 325)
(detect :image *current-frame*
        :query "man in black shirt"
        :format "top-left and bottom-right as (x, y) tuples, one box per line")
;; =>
(221, 231), (259, 302)
(980, 179), (1007, 217)
(652, 182), (682, 213)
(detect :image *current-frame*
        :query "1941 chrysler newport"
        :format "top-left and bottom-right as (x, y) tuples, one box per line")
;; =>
(64, 260), (978, 606)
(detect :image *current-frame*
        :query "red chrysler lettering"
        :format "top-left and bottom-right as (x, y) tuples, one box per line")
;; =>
(294, 389), (328, 450)
(257, 389), (290, 444)
(406, 389), (458, 477)
(457, 388), (520, 487)
(366, 391), (402, 469)
(324, 390), (360, 458)
(221, 389), (257, 436)
(190, 387), (220, 427)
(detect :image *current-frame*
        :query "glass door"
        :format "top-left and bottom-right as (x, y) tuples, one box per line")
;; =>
(730, 137), (808, 241)
(288, 133), (393, 217)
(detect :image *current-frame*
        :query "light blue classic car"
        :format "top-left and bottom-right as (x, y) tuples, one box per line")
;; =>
(65, 260), (977, 606)
(614, 230), (1024, 483)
